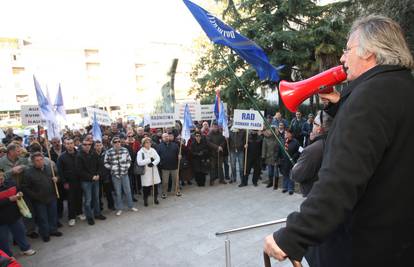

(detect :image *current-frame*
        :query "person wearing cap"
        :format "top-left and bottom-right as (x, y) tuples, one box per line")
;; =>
(104, 137), (137, 216)
(301, 113), (314, 147)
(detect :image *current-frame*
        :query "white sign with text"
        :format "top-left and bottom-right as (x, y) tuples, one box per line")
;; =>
(20, 105), (47, 126)
(149, 113), (176, 128)
(232, 109), (264, 130)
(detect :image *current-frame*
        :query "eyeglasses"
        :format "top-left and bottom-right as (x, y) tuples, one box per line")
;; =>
(342, 45), (358, 54)
(113, 140), (121, 143)
(127, 135), (134, 138)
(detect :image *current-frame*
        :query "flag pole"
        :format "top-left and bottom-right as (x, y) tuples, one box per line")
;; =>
(44, 130), (60, 199)
(217, 50), (295, 165)
(175, 140), (183, 195)
(152, 167), (155, 205)
(226, 138), (232, 180)
(244, 129), (248, 176)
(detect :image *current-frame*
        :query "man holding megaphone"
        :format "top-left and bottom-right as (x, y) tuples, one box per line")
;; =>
(264, 15), (414, 267)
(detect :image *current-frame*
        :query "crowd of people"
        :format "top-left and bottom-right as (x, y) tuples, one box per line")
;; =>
(0, 110), (319, 259)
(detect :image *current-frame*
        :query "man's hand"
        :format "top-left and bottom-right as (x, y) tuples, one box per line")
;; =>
(178, 154), (182, 160)
(12, 165), (24, 174)
(64, 183), (69, 190)
(9, 195), (18, 202)
(52, 176), (58, 183)
(218, 146), (223, 152)
(318, 90), (340, 105)
(264, 235), (287, 261)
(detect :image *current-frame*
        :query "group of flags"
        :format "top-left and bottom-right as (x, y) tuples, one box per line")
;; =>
(33, 76), (66, 140)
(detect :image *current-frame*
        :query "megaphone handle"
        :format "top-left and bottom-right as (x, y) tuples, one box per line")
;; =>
(319, 86), (333, 94)
(263, 252), (303, 267)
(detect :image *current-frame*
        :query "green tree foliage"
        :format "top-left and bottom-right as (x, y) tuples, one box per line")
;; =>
(190, 0), (351, 116)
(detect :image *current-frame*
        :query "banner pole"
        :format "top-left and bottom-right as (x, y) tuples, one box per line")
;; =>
(244, 129), (248, 176)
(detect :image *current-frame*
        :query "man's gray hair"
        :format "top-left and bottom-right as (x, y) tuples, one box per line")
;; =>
(351, 15), (414, 69)
(314, 110), (333, 132)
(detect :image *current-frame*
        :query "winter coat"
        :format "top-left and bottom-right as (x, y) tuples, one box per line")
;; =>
(156, 142), (179, 170)
(261, 134), (280, 165)
(291, 134), (326, 197)
(0, 178), (20, 225)
(75, 150), (100, 182)
(137, 147), (161, 187)
(21, 165), (57, 204)
(279, 138), (300, 176)
(190, 139), (210, 173)
(56, 150), (78, 184)
(229, 130), (246, 152)
(207, 130), (226, 158)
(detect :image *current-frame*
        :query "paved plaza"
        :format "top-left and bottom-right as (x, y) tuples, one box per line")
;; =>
(16, 179), (309, 267)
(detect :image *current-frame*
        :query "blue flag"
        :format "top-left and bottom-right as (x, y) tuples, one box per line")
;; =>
(33, 75), (56, 122)
(183, 0), (280, 82)
(219, 101), (229, 138)
(181, 104), (193, 145)
(54, 84), (67, 120)
(92, 112), (102, 142)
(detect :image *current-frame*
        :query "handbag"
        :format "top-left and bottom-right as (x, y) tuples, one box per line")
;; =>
(16, 198), (32, 218)
(133, 152), (146, 175)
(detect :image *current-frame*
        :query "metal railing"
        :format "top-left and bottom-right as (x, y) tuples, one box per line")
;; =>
(216, 218), (303, 267)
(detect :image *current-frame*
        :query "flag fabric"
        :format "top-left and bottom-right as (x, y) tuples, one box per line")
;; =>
(181, 104), (193, 145)
(54, 84), (67, 120)
(92, 112), (102, 142)
(46, 120), (61, 141)
(33, 76), (56, 122)
(214, 90), (221, 122)
(183, 0), (280, 82)
(219, 101), (229, 138)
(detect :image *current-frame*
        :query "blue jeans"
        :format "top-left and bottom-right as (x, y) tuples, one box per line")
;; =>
(81, 181), (101, 219)
(230, 151), (244, 182)
(112, 175), (133, 210)
(0, 219), (31, 256)
(33, 199), (57, 238)
(283, 171), (294, 192)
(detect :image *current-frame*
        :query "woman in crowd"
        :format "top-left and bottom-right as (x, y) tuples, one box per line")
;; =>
(137, 137), (161, 206)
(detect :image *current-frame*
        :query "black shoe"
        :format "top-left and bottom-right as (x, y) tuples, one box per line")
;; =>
(95, 215), (106, 220)
(42, 236), (50, 242)
(266, 183), (273, 188)
(282, 189), (288, 193)
(273, 186), (278, 190)
(238, 184), (247, 187)
(108, 206), (115, 211)
(50, 231), (63, 237)
(132, 197), (138, 202)
(187, 181), (192, 185)
(229, 180), (233, 184)
(219, 180), (227, 184)
(27, 232), (39, 239)
(144, 199), (148, 207)
(154, 199), (159, 205)
(253, 183), (258, 187)
(138, 190), (142, 195)
(289, 191), (294, 195)
(87, 218), (95, 225)
(57, 221), (63, 228)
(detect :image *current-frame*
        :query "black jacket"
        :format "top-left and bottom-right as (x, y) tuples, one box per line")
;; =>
(76, 150), (100, 182)
(279, 138), (300, 176)
(229, 130), (246, 152)
(156, 142), (179, 170)
(57, 150), (78, 184)
(21, 165), (57, 204)
(207, 130), (226, 158)
(190, 139), (210, 173)
(0, 179), (21, 225)
(291, 134), (326, 197)
(274, 65), (414, 266)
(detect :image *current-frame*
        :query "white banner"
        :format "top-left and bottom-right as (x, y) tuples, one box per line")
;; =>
(80, 107), (112, 126)
(200, 103), (228, 121)
(149, 113), (176, 128)
(20, 105), (47, 126)
(232, 109), (264, 130)
(175, 102), (201, 121)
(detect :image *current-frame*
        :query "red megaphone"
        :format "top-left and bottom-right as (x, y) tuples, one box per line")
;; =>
(279, 65), (347, 112)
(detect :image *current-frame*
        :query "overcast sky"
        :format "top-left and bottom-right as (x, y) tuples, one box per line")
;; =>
(1, 0), (215, 48)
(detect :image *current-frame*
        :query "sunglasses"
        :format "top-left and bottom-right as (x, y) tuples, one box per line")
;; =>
(113, 140), (121, 143)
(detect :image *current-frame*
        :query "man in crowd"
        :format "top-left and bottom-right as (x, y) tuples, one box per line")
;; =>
(229, 127), (246, 184)
(76, 139), (106, 225)
(57, 138), (85, 227)
(95, 140), (114, 211)
(21, 152), (62, 242)
(289, 111), (306, 146)
(1, 128), (18, 146)
(157, 133), (181, 198)
(265, 15), (414, 267)
(301, 114), (314, 147)
(239, 130), (262, 187)
(104, 137), (138, 216)
(272, 112), (289, 129)
(207, 122), (227, 186)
